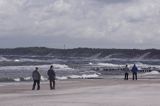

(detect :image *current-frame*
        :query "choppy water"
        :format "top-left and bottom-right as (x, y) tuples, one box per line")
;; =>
(0, 55), (160, 82)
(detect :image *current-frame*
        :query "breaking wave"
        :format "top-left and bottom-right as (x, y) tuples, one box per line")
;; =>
(143, 71), (160, 75)
(0, 73), (100, 82)
(0, 63), (100, 82)
(0, 56), (11, 62)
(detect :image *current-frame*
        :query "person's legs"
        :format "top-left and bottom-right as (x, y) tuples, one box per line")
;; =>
(124, 73), (126, 80)
(126, 73), (129, 80)
(49, 80), (55, 90)
(49, 80), (53, 89)
(124, 73), (127, 80)
(53, 80), (55, 89)
(132, 73), (134, 80)
(135, 72), (137, 80)
(32, 80), (36, 90)
(133, 72), (137, 80)
(37, 80), (40, 90)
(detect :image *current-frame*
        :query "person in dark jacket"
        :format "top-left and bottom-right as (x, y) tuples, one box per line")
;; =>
(47, 65), (56, 90)
(32, 67), (41, 90)
(131, 64), (138, 80)
(124, 65), (129, 80)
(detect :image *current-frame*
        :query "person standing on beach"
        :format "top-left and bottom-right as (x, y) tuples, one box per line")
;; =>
(124, 65), (129, 80)
(131, 64), (138, 80)
(47, 65), (56, 90)
(32, 67), (41, 90)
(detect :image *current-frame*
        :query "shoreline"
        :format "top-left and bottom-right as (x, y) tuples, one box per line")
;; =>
(1, 79), (160, 106)
(1, 78), (160, 93)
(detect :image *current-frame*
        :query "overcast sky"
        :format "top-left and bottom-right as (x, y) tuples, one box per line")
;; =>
(0, 0), (160, 49)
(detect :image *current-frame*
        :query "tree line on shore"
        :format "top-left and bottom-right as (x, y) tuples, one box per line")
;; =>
(0, 47), (160, 59)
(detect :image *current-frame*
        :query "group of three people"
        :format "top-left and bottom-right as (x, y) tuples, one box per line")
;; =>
(32, 65), (56, 90)
(124, 64), (138, 80)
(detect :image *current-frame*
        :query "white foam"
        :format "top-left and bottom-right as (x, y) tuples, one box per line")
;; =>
(69, 75), (81, 79)
(89, 62), (93, 65)
(12, 74), (99, 82)
(14, 78), (21, 82)
(0, 56), (11, 62)
(69, 74), (99, 79)
(82, 74), (99, 78)
(56, 76), (68, 80)
(96, 62), (160, 70)
(52, 64), (73, 70)
(14, 59), (20, 62)
(40, 76), (48, 81)
(13, 76), (47, 82)
(0, 64), (74, 71)
(144, 71), (160, 75)
(97, 63), (122, 67)
(24, 77), (32, 81)
(20, 58), (41, 62)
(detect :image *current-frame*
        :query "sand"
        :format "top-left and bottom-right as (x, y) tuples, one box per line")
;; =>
(1, 79), (160, 106)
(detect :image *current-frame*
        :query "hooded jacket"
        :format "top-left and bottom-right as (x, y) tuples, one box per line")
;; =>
(131, 65), (138, 73)
(32, 70), (41, 80)
(47, 69), (56, 80)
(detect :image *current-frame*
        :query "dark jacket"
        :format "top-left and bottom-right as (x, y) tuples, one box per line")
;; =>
(32, 70), (41, 80)
(131, 65), (138, 73)
(47, 69), (56, 80)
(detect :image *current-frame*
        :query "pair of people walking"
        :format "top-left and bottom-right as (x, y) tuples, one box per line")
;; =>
(32, 65), (56, 90)
(124, 64), (138, 80)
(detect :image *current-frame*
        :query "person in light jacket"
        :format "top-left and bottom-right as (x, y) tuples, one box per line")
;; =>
(32, 67), (41, 90)
(124, 65), (129, 80)
(47, 65), (56, 90)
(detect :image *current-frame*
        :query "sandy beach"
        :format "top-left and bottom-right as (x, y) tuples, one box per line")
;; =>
(1, 79), (160, 106)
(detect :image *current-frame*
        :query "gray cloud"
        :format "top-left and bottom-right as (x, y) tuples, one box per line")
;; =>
(93, 0), (133, 4)
(0, 0), (160, 48)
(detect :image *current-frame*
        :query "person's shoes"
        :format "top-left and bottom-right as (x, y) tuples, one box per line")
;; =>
(50, 87), (55, 90)
(37, 87), (40, 90)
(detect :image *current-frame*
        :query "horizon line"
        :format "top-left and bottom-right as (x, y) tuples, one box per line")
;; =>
(0, 46), (159, 50)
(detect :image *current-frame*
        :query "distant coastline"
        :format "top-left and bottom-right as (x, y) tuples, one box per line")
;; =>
(0, 47), (160, 59)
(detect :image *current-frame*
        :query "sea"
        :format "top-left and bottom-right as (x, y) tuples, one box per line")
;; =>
(0, 55), (160, 82)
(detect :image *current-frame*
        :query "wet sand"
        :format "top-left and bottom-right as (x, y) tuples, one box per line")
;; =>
(0, 79), (160, 106)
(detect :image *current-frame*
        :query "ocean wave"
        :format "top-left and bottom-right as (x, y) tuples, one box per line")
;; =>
(96, 62), (146, 67)
(68, 74), (99, 79)
(0, 77), (15, 82)
(13, 76), (48, 82)
(96, 63), (123, 67)
(0, 64), (74, 71)
(14, 58), (42, 62)
(0, 73), (100, 82)
(0, 56), (11, 62)
(143, 71), (160, 75)
(95, 62), (160, 69)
